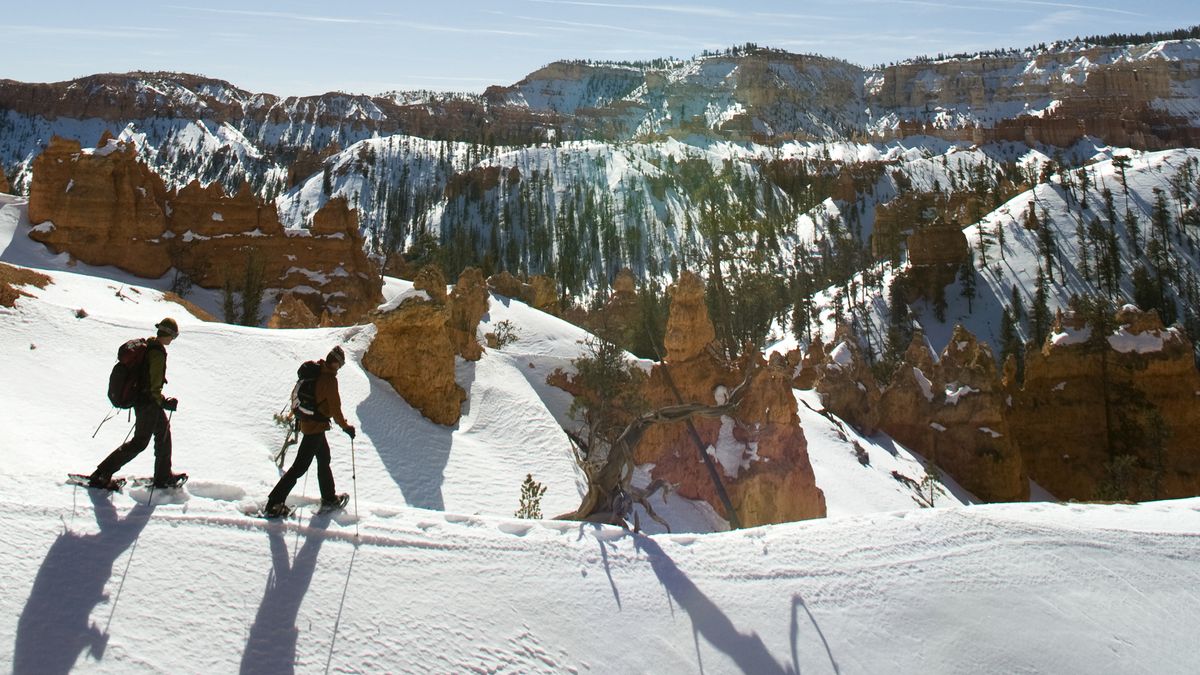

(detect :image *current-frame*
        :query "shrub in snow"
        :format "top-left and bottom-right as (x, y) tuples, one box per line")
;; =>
(515, 474), (547, 519)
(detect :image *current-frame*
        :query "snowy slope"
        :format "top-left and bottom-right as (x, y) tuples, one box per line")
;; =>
(4, 197), (1200, 672)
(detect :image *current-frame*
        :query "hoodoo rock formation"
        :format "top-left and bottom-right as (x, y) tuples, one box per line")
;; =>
(1010, 307), (1200, 502)
(363, 265), (468, 427)
(587, 268), (641, 347)
(486, 271), (559, 315)
(28, 136), (171, 276)
(267, 291), (320, 329)
(25, 136), (381, 325)
(811, 324), (1026, 502)
(448, 267), (489, 361)
(811, 326), (880, 435)
(633, 271), (826, 527)
(876, 327), (1027, 502)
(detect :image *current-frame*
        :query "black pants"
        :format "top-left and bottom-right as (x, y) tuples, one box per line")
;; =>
(267, 432), (336, 507)
(95, 401), (172, 482)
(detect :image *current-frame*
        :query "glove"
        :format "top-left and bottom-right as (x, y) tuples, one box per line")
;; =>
(342, 425), (356, 439)
(163, 397), (179, 412)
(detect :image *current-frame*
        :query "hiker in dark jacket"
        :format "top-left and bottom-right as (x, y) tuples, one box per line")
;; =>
(89, 318), (185, 489)
(265, 346), (355, 516)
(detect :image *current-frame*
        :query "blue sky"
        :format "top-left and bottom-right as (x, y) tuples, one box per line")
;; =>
(6, 1), (1197, 96)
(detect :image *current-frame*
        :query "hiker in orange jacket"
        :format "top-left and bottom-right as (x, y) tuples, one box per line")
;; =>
(264, 346), (355, 517)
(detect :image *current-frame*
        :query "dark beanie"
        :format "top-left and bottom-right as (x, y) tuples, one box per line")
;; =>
(326, 345), (346, 365)
(155, 317), (179, 337)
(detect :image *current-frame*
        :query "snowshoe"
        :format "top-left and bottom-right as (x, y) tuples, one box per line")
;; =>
(129, 473), (189, 490)
(317, 493), (349, 514)
(260, 502), (293, 519)
(67, 473), (126, 491)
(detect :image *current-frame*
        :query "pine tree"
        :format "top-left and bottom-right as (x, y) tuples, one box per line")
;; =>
(1031, 266), (1052, 347)
(1037, 213), (1057, 283)
(1010, 284), (1025, 323)
(999, 308), (1024, 382)
(1112, 154), (1131, 206)
(958, 257), (977, 313)
(237, 249), (266, 327)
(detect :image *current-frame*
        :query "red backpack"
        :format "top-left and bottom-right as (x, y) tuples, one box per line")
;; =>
(107, 339), (150, 408)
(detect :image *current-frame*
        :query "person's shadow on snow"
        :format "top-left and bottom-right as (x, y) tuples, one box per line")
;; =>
(632, 533), (799, 675)
(13, 490), (155, 675)
(356, 368), (457, 511)
(239, 514), (332, 675)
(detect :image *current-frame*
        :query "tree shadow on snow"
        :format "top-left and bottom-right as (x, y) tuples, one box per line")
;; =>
(240, 513), (332, 675)
(13, 490), (155, 675)
(633, 533), (815, 675)
(355, 368), (461, 511)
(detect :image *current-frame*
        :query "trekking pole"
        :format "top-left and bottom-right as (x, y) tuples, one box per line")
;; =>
(92, 408), (118, 438)
(351, 437), (359, 540)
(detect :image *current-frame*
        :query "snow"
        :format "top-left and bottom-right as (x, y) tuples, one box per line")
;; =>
(943, 383), (979, 405)
(828, 341), (853, 369)
(4, 195), (1200, 672)
(1051, 325), (1092, 346)
(1108, 326), (1169, 354)
(913, 366), (935, 402)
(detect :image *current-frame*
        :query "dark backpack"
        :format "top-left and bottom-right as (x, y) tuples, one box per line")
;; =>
(290, 360), (327, 422)
(107, 339), (150, 408)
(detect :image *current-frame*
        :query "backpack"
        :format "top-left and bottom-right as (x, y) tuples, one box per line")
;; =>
(107, 339), (150, 408)
(290, 360), (328, 422)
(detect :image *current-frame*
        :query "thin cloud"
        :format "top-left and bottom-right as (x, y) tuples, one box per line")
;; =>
(8, 25), (175, 39)
(168, 6), (365, 24)
(859, 0), (1027, 13)
(852, 0), (1139, 16)
(171, 6), (538, 36)
(509, 13), (690, 39)
(995, 0), (1142, 17)
(526, 0), (740, 18)
(751, 12), (842, 22)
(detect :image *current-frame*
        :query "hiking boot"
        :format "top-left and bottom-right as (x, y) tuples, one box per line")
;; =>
(88, 472), (116, 489)
(264, 502), (291, 519)
(320, 493), (349, 511)
(152, 473), (188, 489)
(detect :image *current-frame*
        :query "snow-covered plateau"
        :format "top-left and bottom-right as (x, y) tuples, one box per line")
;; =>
(3, 191), (1200, 673)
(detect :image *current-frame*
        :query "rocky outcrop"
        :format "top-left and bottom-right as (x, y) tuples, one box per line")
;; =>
(486, 271), (559, 315)
(1010, 307), (1200, 501)
(870, 44), (1200, 149)
(28, 136), (171, 276)
(448, 267), (489, 361)
(0, 72), (559, 147)
(363, 278), (466, 427)
(0, 168), (10, 194)
(907, 223), (970, 267)
(268, 291), (319, 329)
(662, 271), (716, 362)
(875, 327), (1027, 502)
(632, 271), (826, 526)
(362, 265), (489, 425)
(812, 326), (881, 434)
(586, 268), (640, 345)
(25, 136), (382, 325)
(0, 262), (50, 308)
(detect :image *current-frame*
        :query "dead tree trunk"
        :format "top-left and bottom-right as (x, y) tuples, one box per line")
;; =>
(556, 363), (758, 529)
